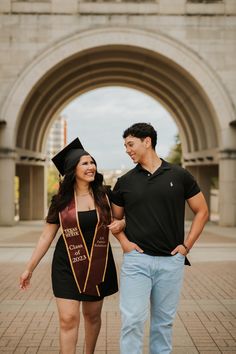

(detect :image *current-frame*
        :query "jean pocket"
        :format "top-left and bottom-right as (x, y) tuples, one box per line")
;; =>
(174, 252), (185, 261)
(123, 249), (138, 256)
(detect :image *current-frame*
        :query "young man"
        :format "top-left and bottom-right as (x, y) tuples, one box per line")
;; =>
(110, 123), (209, 354)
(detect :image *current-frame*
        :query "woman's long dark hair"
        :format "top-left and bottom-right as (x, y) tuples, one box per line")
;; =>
(48, 156), (111, 226)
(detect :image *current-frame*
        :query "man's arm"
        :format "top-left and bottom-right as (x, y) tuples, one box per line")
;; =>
(108, 203), (125, 234)
(109, 203), (143, 253)
(171, 192), (209, 255)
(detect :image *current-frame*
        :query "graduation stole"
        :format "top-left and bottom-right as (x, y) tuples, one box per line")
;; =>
(59, 192), (110, 296)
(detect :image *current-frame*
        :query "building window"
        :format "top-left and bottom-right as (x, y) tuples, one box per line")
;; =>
(81, 0), (158, 2)
(187, 0), (223, 3)
(13, 0), (51, 3)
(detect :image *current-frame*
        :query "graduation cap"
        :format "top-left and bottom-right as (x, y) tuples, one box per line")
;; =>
(52, 137), (90, 176)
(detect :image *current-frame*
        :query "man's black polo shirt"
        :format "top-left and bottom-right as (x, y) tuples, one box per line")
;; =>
(112, 159), (200, 256)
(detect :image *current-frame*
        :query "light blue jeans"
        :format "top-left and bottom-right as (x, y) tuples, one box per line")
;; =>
(120, 250), (185, 354)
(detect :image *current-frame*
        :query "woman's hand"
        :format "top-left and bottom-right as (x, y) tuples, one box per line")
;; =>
(108, 219), (126, 234)
(19, 223), (59, 291)
(19, 270), (33, 290)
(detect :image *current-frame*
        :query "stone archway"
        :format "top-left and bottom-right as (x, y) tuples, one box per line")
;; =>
(0, 27), (235, 225)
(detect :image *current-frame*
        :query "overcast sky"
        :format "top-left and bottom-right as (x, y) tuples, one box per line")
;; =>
(62, 87), (178, 170)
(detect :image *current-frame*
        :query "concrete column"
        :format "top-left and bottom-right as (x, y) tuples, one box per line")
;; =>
(17, 164), (47, 220)
(0, 153), (16, 226)
(17, 165), (32, 220)
(32, 165), (47, 219)
(219, 151), (236, 226)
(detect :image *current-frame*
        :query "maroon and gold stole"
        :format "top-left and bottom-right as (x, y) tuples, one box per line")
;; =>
(59, 192), (110, 296)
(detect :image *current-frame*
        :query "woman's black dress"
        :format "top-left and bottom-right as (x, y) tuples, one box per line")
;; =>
(49, 209), (118, 301)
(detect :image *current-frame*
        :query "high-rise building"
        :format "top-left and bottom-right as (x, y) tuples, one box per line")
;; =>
(46, 115), (67, 166)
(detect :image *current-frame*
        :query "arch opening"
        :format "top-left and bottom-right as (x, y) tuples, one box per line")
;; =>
(13, 45), (220, 223)
(3, 24), (233, 225)
(15, 45), (219, 161)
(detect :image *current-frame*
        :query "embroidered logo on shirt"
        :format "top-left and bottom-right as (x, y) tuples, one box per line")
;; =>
(170, 182), (173, 187)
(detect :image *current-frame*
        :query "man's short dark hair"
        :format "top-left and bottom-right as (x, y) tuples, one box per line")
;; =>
(123, 123), (157, 149)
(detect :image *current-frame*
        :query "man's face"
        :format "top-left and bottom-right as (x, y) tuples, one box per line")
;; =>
(124, 135), (148, 164)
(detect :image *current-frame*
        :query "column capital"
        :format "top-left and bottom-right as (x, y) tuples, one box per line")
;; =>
(219, 149), (236, 160)
(0, 147), (17, 160)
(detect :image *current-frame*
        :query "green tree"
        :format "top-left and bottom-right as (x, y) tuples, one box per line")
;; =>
(47, 167), (59, 205)
(166, 134), (182, 165)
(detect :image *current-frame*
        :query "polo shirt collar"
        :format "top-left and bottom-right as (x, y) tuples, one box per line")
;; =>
(135, 158), (171, 174)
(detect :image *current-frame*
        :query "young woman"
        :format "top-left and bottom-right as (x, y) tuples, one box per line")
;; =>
(20, 138), (122, 354)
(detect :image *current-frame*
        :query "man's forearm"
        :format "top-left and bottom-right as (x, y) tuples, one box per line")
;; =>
(185, 209), (209, 250)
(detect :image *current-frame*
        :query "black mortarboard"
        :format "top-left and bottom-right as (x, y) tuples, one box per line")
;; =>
(52, 137), (90, 176)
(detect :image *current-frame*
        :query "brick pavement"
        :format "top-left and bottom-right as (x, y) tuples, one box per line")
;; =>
(0, 223), (236, 353)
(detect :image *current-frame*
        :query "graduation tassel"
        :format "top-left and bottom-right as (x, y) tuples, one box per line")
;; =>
(58, 173), (62, 186)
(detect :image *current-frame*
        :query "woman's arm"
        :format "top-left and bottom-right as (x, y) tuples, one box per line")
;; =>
(20, 223), (59, 289)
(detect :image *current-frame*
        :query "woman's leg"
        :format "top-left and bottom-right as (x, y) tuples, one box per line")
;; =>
(82, 299), (104, 354)
(56, 298), (80, 354)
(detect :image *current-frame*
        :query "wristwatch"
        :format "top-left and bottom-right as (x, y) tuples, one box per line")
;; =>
(182, 243), (190, 254)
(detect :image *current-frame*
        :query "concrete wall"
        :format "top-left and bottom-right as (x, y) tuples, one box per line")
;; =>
(0, 0), (235, 225)
(0, 1), (236, 115)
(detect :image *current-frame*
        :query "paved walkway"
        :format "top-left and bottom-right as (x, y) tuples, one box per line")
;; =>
(0, 221), (236, 353)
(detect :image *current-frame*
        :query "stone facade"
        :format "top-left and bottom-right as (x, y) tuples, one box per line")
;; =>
(0, 0), (235, 225)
